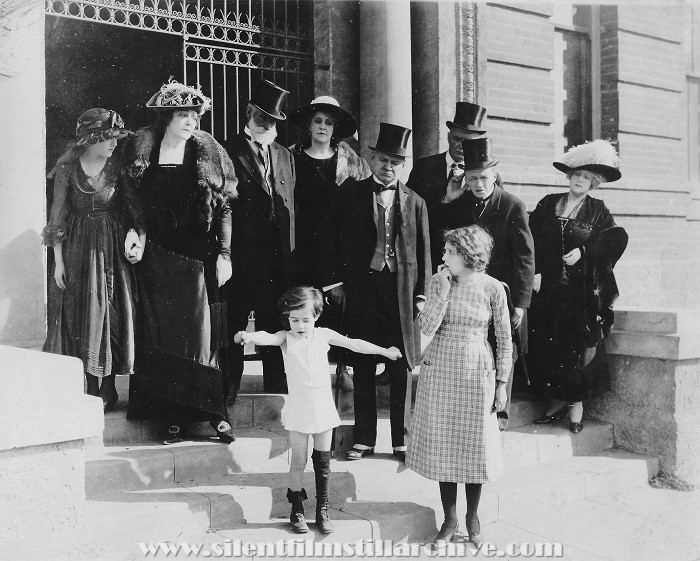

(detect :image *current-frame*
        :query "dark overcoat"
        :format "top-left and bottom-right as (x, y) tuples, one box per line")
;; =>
(222, 132), (297, 316)
(406, 152), (451, 271)
(317, 177), (431, 369)
(529, 193), (627, 345)
(407, 152), (508, 273)
(459, 185), (535, 310)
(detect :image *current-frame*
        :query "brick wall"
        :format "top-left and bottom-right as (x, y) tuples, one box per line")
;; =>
(479, 2), (698, 307)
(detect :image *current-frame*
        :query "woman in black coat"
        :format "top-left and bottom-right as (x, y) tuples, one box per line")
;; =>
(123, 80), (238, 444)
(527, 140), (628, 433)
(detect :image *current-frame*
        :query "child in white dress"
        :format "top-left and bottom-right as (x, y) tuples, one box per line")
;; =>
(234, 285), (401, 535)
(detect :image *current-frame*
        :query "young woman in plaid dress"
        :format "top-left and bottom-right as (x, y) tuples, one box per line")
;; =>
(406, 225), (512, 546)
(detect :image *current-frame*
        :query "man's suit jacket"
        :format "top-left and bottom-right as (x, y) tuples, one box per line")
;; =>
(406, 152), (451, 270)
(460, 185), (535, 310)
(223, 132), (296, 314)
(317, 177), (431, 370)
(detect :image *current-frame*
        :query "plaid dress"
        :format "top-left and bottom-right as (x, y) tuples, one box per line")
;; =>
(406, 273), (512, 483)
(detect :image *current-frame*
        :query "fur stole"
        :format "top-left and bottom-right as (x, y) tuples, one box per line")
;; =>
(123, 126), (238, 231)
(290, 141), (371, 185)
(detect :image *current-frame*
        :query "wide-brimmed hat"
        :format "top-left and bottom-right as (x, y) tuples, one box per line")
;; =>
(249, 78), (289, 121)
(553, 139), (621, 182)
(290, 96), (357, 139)
(369, 123), (412, 158)
(75, 108), (132, 146)
(461, 137), (499, 171)
(145, 79), (211, 114)
(446, 102), (487, 134)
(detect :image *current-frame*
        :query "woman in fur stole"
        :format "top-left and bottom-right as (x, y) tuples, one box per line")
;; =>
(43, 108), (140, 411)
(123, 80), (238, 444)
(289, 97), (371, 391)
(527, 140), (628, 433)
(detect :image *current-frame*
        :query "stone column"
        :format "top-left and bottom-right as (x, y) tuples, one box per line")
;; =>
(0, 0), (47, 348)
(410, 1), (476, 159)
(359, 1), (412, 176)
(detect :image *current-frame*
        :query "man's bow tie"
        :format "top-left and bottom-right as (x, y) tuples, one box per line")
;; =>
(374, 183), (397, 193)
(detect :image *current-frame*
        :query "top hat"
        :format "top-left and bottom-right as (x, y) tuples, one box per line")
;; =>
(553, 139), (621, 182)
(290, 96), (358, 139)
(75, 108), (132, 146)
(249, 78), (289, 121)
(461, 137), (499, 170)
(145, 79), (211, 114)
(446, 102), (487, 134)
(369, 123), (412, 158)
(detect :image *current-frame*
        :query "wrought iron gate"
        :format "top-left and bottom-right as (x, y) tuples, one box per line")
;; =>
(45, 0), (314, 144)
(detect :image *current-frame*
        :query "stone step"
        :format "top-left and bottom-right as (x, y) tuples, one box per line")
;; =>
(105, 375), (543, 445)
(608, 307), (700, 360)
(613, 306), (695, 334)
(86, 446), (658, 559)
(87, 419), (613, 498)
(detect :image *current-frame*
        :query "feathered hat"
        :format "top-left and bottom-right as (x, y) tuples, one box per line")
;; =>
(553, 139), (621, 182)
(145, 78), (211, 114)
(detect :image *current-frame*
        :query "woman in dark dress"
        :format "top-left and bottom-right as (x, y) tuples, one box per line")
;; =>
(289, 96), (371, 286)
(527, 140), (628, 433)
(289, 96), (370, 391)
(123, 80), (238, 444)
(43, 108), (141, 411)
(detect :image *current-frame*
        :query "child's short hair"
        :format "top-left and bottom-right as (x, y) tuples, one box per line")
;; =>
(443, 225), (493, 272)
(278, 285), (324, 318)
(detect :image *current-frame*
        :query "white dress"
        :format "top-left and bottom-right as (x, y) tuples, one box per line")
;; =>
(280, 327), (342, 434)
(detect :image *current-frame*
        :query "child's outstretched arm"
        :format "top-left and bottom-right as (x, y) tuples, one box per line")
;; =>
(327, 331), (402, 361)
(233, 330), (286, 347)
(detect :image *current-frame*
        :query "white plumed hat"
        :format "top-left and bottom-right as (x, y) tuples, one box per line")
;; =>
(553, 139), (621, 182)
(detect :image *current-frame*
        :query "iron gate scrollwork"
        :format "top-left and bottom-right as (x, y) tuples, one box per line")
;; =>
(45, 0), (314, 143)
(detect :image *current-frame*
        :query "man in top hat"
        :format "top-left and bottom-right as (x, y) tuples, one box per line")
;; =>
(455, 136), (535, 430)
(318, 123), (431, 462)
(223, 78), (297, 400)
(407, 102), (492, 272)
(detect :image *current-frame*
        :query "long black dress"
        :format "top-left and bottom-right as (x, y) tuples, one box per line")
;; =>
(127, 147), (232, 427)
(293, 150), (339, 286)
(527, 193), (626, 402)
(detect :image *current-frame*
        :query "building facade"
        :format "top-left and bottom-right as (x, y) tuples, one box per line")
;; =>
(0, 0), (698, 342)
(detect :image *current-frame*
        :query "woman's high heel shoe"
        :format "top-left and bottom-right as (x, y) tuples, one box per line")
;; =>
(533, 405), (569, 424)
(163, 425), (183, 445)
(433, 521), (458, 544)
(466, 515), (482, 547)
(211, 420), (235, 444)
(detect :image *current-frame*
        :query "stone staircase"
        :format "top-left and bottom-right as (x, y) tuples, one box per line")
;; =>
(84, 371), (659, 560)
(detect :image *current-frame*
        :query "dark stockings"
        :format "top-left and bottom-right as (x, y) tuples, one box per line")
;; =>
(438, 481), (483, 533)
(438, 482), (458, 527)
(465, 483), (482, 535)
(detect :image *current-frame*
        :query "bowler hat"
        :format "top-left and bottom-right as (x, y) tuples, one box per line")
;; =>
(145, 79), (211, 114)
(446, 102), (487, 134)
(461, 137), (499, 170)
(290, 96), (357, 139)
(250, 78), (289, 121)
(369, 123), (412, 158)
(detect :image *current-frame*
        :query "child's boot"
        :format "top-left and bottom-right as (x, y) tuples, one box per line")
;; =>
(312, 449), (334, 534)
(286, 488), (309, 533)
